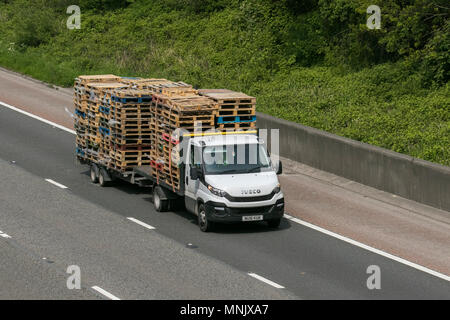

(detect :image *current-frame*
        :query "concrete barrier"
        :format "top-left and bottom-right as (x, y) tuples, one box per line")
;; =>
(256, 112), (450, 212)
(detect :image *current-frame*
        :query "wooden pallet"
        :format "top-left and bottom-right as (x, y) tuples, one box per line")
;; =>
(198, 91), (256, 105)
(110, 104), (152, 113)
(160, 87), (198, 97)
(155, 110), (215, 125)
(155, 103), (216, 117)
(109, 90), (153, 104)
(153, 94), (218, 112)
(135, 80), (191, 92)
(75, 117), (87, 127)
(120, 78), (169, 86)
(106, 143), (153, 151)
(110, 129), (153, 136)
(74, 100), (89, 112)
(216, 106), (255, 117)
(157, 121), (215, 131)
(85, 83), (128, 100)
(76, 75), (122, 84)
(111, 137), (152, 145)
(110, 150), (152, 162)
(110, 123), (152, 131)
(217, 122), (257, 130)
(76, 136), (87, 148)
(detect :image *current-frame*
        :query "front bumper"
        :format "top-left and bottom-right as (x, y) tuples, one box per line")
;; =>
(204, 198), (284, 223)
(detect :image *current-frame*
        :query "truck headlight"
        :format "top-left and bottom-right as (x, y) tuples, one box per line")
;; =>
(273, 183), (281, 194)
(208, 185), (226, 197)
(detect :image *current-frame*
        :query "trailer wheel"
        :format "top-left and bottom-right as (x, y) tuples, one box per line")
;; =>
(90, 165), (99, 183)
(98, 169), (109, 187)
(198, 204), (213, 232)
(153, 187), (169, 212)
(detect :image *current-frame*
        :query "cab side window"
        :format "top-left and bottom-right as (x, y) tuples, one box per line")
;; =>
(190, 145), (202, 169)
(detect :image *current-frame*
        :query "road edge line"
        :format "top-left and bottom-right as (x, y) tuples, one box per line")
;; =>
(45, 179), (68, 189)
(248, 273), (285, 289)
(0, 100), (75, 135)
(285, 214), (450, 282)
(91, 286), (121, 300)
(127, 217), (156, 230)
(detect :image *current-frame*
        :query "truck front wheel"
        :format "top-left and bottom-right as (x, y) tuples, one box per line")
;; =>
(198, 204), (213, 232)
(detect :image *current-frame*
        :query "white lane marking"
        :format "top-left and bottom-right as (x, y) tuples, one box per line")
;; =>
(248, 273), (285, 289)
(0, 230), (12, 239)
(0, 100), (76, 135)
(2, 99), (448, 283)
(91, 286), (121, 300)
(284, 214), (450, 282)
(45, 179), (68, 189)
(127, 217), (156, 230)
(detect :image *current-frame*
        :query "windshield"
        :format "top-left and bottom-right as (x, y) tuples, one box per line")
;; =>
(202, 143), (272, 175)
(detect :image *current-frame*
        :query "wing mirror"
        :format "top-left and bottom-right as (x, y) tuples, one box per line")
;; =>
(275, 161), (283, 175)
(190, 167), (201, 180)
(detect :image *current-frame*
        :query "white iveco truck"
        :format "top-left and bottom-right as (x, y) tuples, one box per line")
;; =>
(88, 131), (285, 232)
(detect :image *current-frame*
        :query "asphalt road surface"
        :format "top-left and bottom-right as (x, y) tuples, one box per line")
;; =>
(0, 105), (449, 299)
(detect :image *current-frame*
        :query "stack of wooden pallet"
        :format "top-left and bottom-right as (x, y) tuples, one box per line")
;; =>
(198, 89), (257, 130)
(150, 88), (218, 190)
(100, 88), (155, 171)
(121, 78), (191, 93)
(74, 75), (125, 162)
(75, 76), (258, 191)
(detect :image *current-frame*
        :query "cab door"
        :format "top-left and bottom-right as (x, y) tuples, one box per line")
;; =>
(184, 142), (202, 213)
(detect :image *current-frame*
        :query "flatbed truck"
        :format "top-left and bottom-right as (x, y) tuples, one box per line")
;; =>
(82, 131), (284, 232)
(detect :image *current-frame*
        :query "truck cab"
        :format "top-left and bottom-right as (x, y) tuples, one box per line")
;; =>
(184, 133), (284, 231)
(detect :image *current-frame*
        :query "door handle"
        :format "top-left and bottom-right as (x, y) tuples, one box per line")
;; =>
(186, 176), (189, 185)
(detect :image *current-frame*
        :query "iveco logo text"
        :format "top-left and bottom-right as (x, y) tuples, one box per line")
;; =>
(241, 189), (261, 195)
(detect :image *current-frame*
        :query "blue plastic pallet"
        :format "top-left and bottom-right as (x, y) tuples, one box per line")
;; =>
(75, 109), (86, 118)
(111, 96), (152, 104)
(99, 106), (110, 115)
(76, 148), (86, 156)
(98, 127), (110, 136)
(217, 115), (256, 124)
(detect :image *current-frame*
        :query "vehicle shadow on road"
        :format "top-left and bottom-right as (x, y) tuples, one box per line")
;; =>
(145, 195), (291, 234)
(81, 169), (291, 234)
(113, 181), (152, 195)
(80, 170), (152, 195)
(208, 219), (291, 234)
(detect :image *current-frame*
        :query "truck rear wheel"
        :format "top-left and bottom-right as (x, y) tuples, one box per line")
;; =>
(153, 187), (169, 212)
(198, 204), (213, 232)
(90, 165), (99, 183)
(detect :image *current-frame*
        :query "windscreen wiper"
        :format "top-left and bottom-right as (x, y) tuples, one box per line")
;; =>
(247, 166), (263, 173)
(215, 169), (241, 174)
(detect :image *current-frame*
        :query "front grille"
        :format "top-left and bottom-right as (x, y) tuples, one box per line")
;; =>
(225, 191), (275, 202)
(227, 206), (272, 215)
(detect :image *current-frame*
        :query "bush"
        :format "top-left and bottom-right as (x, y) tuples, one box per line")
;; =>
(0, 0), (448, 165)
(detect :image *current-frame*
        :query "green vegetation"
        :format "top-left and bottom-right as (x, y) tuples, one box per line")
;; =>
(0, 0), (448, 165)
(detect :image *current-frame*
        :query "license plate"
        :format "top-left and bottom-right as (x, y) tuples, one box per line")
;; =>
(242, 215), (263, 222)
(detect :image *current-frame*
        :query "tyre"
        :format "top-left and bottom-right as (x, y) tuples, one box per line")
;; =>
(98, 169), (109, 187)
(267, 218), (281, 229)
(198, 204), (213, 232)
(90, 165), (98, 183)
(153, 187), (169, 212)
